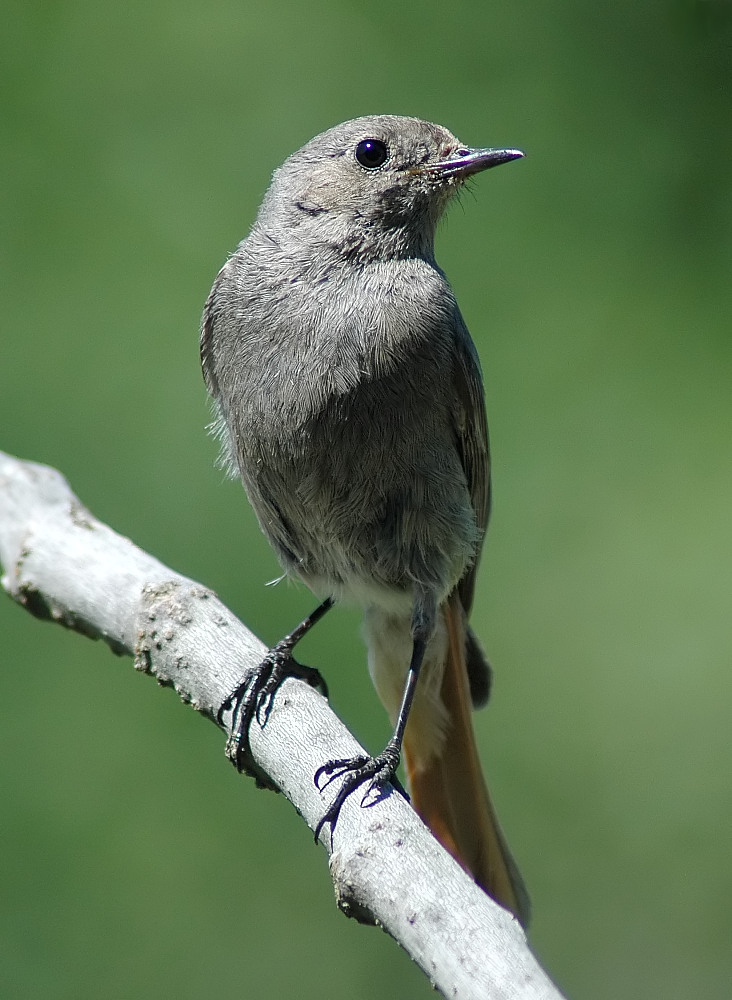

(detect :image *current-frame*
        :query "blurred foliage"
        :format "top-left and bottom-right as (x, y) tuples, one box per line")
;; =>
(1, 1), (731, 997)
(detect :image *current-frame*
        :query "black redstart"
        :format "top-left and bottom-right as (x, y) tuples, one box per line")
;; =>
(201, 115), (528, 924)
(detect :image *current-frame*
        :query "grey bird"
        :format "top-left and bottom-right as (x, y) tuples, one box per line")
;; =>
(201, 114), (529, 925)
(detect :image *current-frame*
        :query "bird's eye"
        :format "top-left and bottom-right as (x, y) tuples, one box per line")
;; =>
(355, 139), (389, 169)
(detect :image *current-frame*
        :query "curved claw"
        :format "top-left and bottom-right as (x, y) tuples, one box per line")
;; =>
(312, 741), (406, 843)
(223, 676), (260, 774)
(254, 655), (328, 728)
(220, 646), (328, 779)
(314, 755), (369, 791)
(254, 678), (277, 728)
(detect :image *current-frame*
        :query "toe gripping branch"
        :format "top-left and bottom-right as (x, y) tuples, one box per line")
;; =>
(312, 630), (426, 843)
(313, 739), (408, 842)
(216, 595), (419, 845)
(216, 599), (333, 785)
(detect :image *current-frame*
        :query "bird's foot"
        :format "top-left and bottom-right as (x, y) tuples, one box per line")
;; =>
(313, 739), (408, 841)
(218, 640), (328, 785)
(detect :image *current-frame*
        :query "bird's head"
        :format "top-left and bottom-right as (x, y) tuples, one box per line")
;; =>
(256, 115), (523, 262)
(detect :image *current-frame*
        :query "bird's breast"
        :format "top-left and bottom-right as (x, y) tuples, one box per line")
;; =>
(214, 250), (478, 598)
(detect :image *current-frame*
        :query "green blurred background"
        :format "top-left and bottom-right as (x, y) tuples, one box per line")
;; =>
(2, 1), (730, 997)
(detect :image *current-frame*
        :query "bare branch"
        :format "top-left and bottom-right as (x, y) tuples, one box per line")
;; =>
(0, 450), (565, 1000)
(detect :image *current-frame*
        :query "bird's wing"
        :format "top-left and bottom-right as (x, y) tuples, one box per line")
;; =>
(451, 308), (491, 619)
(200, 281), (221, 398)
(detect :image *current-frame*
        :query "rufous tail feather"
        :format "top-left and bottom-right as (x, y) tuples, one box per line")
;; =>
(403, 593), (530, 926)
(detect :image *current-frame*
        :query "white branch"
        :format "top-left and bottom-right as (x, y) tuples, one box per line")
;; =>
(0, 450), (565, 1000)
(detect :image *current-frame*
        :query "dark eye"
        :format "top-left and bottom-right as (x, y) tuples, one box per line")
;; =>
(355, 138), (389, 169)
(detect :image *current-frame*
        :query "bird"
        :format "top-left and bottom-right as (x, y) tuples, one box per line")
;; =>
(201, 114), (529, 925)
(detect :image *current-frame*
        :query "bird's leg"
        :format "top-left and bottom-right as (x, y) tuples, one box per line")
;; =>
(218, 597), (333, 781)
(313, 593), (435, 841)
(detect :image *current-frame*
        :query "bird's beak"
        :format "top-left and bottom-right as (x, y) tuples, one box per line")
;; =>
(416, 147), (525, 179)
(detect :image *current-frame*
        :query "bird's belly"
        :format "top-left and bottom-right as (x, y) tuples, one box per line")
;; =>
(248, 438), (477, 609)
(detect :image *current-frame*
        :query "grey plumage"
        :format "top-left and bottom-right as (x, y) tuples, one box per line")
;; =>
(202, 115), (488, 620)
(201, 115), (528, 922)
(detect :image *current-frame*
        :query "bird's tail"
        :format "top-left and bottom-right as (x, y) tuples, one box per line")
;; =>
(403, 592), (530, 926)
